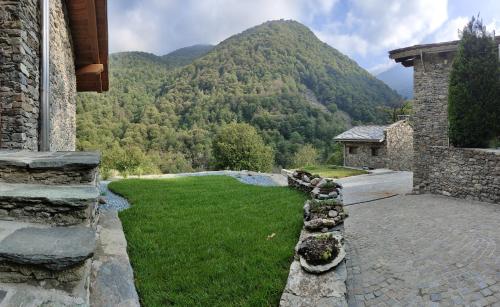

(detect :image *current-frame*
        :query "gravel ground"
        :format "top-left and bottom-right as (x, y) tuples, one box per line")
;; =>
(99, 171), (286, 211)
(99, 181), (130, 211)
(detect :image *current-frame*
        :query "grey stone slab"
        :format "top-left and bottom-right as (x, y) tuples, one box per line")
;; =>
(90, 210), (140, 307)
(0, 226), (96, 270)
(0, 289), (6, 303)
(0, 183), (99, 201)
(0, 151), (100, 169)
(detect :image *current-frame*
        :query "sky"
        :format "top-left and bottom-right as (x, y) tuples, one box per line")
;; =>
(109, 0), (500, 74)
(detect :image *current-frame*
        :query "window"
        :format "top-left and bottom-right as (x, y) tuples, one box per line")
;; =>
(348, 146), (358, 154)
(371, 147), (380, 156)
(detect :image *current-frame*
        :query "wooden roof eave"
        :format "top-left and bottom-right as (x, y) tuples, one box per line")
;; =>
(67, 0), (109, 92)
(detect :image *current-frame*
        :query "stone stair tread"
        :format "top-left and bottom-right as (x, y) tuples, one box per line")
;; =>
(0, 226), (96, 270)
(0, 183), (99, 201)
(0, 151), (100, 169)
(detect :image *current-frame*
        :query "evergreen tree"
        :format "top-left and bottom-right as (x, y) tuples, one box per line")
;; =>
(448, 16), (499, 147)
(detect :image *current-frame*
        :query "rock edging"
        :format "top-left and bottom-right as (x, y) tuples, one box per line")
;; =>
(280, 171), (348, 307)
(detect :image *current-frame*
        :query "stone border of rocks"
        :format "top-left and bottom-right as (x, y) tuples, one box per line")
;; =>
(279, 171), (348, 307)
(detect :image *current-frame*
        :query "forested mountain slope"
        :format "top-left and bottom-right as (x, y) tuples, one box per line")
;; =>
(77, 20), (401, 173)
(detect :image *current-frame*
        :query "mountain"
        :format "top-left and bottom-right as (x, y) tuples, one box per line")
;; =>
(377, 65), (413, 99)
(162, 44), (214, 67)
(77, 20), (402, 173)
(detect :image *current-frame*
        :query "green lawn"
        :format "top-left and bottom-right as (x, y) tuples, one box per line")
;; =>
(109, 176), (307, 307)
(301, 165), (368, 178)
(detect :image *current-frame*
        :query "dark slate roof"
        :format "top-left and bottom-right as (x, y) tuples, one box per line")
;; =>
(334, 125), (388, 143)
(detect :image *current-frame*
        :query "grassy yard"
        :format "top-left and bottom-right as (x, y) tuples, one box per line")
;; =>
(109, 176), (307, 307)
(301, 165), (368, 178)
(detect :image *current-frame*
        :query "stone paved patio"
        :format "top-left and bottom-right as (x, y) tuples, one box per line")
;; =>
(345, 194), (500, 307)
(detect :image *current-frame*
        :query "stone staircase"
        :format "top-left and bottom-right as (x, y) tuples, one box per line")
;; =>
(0, 151), (100, 306)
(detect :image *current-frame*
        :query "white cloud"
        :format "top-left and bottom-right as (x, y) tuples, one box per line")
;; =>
(431, 17), (468, 42)
(109, 0), (338, 54)
(315, 0), (448, 58)
(368, 60), (397, 75)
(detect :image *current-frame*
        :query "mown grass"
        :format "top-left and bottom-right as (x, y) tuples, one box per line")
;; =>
(109, 176), (307, 307)
(301, 165), (368, 178)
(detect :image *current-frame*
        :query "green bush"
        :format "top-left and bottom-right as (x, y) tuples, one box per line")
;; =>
(327, 143), (344, 166)
(212, 123), (274, 172)
(448, 17), (500, 148)
(292, 144), (318, 167)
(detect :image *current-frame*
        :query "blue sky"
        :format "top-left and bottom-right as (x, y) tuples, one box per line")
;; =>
(109, 0), (500, 74)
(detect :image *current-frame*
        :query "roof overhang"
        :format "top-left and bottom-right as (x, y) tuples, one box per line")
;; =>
(389, 36), (500, 67)
(67, 0), (109, 92)
(334, 139), (385, 143)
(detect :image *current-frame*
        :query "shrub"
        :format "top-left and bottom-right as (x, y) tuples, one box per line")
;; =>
(292, 144), (318, 167)
(448, 16), (500, 147)
(212, 123), (274, 172)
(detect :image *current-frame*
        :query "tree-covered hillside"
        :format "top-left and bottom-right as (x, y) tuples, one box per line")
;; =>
(77, 20), (401, 174)
(162, 44), (214, 67)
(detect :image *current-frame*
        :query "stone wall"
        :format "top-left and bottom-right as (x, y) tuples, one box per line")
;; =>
(49, 0), (76, 151)
(420, 146), (499, 203)
(385, 120), (414, 171)
(344, 141), (387, 169)
(0, 0), (76, 151)
(0, 0), (40, 150)
(412, 52), (454, 190)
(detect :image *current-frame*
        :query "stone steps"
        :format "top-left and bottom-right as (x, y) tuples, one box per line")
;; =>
(0, 220), (96, 301)
(0, 151), (101, 306)
(0, 151), (100, 185)
(0, 183), (99, 226)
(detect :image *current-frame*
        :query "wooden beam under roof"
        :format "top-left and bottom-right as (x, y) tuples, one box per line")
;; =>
(76, 64), (104, 75)
(67, 0), (108, 92)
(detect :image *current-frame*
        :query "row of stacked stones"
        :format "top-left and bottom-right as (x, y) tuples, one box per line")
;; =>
(280, 170), (349, 306)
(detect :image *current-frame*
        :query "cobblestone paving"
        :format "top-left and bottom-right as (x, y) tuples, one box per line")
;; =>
(345, 194), (500, 307)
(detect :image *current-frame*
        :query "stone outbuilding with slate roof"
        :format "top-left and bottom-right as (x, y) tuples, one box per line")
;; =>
(334, 120), (413, 171)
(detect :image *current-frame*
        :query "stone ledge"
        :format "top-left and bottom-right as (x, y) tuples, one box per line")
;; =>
(90, 210), (140, 306)
(0, 151), (100, 169)
(0, 183), (99, 225)
(0, 226), (96, 270)
(0, 183), (99, 200)
(280, 260), (348, 307)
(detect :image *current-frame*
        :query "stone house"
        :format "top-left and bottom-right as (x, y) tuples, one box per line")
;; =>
(390, 38), (500, 204)
(334, 120), (413, 171)
(0, 1), (137, 306)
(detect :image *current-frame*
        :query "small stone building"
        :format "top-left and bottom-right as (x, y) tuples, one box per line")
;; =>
(390, 38), (500, 203)
(334, 120), (413, 171)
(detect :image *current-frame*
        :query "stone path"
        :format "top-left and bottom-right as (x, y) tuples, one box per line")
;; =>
(337, 171), (412, 205)
(344, 194), (500, 306)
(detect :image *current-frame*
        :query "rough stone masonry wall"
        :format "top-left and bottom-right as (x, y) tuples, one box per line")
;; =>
(0, 0), (76, 151)
(344, 141), (387, 169)
(385, 120), (414, 171)
(413, 52), (454, 192)
(49, 0), (76, 151)
(0, 0), (40, 150)
(424, 147), (500, 203)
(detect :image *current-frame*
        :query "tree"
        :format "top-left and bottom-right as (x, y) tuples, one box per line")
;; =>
(291, 144), (318, 167)
(212, 123), (274, 172)
(448, 16), (499, 147)
(385, 100), (413, 123)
